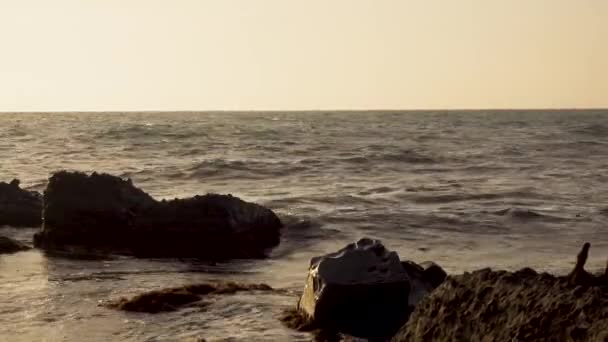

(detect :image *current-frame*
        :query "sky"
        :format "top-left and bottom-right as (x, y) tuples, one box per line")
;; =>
(0, 0), (606, 111)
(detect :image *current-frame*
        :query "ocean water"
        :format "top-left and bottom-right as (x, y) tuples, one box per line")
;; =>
(1, 110), (607, 341)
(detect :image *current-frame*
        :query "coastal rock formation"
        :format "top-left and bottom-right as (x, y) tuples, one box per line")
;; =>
(0, 235), (30, 254)
(292, 238), (442, 340)
(0, 179), (42, 227)
(400, 260), (447, 308)
(34, 171), (283, 259)
(393, 244), (608, 342)
(106, 282), (274, 313)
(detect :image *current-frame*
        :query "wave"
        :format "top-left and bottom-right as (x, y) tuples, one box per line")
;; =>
(570, 123), (608, 137)
(96, 124), (204, 141)
(4, 125), (30, 138)
(491, 207), (570, 222)
(404, 189), (549, 204)
(341, 149), (437, 164)
(187, 159), (309, 179)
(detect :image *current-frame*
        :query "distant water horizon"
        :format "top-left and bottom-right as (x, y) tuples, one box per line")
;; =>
(2, 108), (608, 114)
(1, 109), (607, 340)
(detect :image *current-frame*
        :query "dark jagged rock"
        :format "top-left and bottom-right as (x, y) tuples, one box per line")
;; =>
(567, 242), (608, 287)
(0, 179), (42, 227)
(419, 261), (447, 289)
(393, 243), (608, 342)
(293, 238), (413, 340)
(34, 171), (283, 259)
(399, 260), (447, 309)
(568, 242), (593, 286)
(106, 282), (274, 313)
(131, 194), (282, 259)
(0, 235), (30, 254)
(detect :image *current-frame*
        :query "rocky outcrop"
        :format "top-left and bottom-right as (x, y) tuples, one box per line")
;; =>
(393, 243), (608, 342)
(105, 282), (274, 313)
(0, 235), (30, 254)
(289, 238), (444, 340)
(34, 171), (283, 259)
(0, 179), (42, 227)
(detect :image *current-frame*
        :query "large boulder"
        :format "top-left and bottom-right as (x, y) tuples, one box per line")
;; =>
(393, 244), (608, 342)
(132, 194), (283, 258)
(0, 235), (30, 254)
(34, 171), (283, 259)
(0, 179), (42, 227)
(295, 238), (412, 340)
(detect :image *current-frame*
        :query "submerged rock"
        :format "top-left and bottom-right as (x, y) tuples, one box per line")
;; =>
(106, 282), (274, 313)
(0, 179), (42, 227)
(0, 235), (30, 254)
(393, 243), (608, 342)
(295, 238), (412, 340)
(34, 171), (283, 259)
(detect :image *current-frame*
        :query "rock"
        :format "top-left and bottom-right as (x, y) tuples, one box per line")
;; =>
(280, 308), (320, 332)
(398, 261), (433, 309)
(419, 261), (447, 288)
(106, 282), (274, 313)
(34, 171), (283, 259)
(568, 242), (593, 286)
(0, 179), (42, 227)
(113, 290), (201, 313)
(568, 242), (608, 287)
(34, 171), (155, 253)
(399, 260), (447, 308)
(0, 235), (30, 254)
(296, 238), (411, 340)
(132, 194), (282, 259)
(400, 260), (423, 276)
(393, 245), (608, 342)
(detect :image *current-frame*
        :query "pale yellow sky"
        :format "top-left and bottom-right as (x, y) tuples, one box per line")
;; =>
(0, 0), (606, 111)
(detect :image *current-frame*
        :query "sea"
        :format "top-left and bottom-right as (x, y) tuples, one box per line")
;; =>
(1, 110), (607, 341)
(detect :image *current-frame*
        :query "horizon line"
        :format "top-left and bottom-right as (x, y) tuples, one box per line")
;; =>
(1, 107), (607, 114)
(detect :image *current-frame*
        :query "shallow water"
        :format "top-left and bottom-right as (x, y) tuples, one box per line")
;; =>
(1, 110), (608, 341)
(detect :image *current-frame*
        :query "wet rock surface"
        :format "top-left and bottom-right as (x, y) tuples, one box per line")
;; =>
(393, 244), (608, 342)
(0, 235), (30, 254)
(105, 282), (274, 313)
(33, 171), (283, 259)
(0, 179), (42, 227)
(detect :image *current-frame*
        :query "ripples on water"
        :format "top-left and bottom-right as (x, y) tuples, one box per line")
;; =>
(1, 110), (608, 341)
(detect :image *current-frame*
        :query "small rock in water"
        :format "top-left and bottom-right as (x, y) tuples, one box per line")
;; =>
(0, 179), (42, 227)
(105, 281), (274, 313)
(0, 235), (31, 254)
